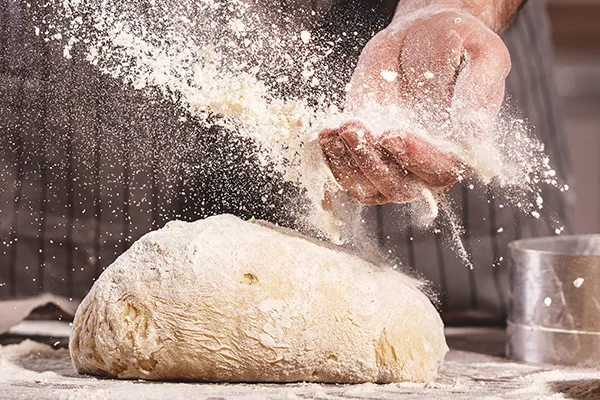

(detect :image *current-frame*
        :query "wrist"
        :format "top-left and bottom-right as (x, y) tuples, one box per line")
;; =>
(394, 1), (499, 32)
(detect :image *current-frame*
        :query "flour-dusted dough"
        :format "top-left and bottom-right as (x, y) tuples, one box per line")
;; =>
(70, 215), (448, 383)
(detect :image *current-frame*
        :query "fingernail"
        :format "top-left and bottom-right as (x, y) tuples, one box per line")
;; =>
(381, 132), (406, 156)
(319, 128), (337, 139)
(341, 126), (370, 150)
(319, 132), (340, 147)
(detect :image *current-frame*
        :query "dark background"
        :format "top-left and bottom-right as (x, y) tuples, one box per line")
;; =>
(549, 0), (600, 234)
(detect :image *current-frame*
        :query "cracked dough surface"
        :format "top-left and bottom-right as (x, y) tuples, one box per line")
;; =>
(70, 214), (447, 383)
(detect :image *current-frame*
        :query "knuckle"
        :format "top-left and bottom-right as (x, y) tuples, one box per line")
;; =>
(472, 33), (510, 67)
(340, 120), (364, 129)
(350, 182), (384, 205)
(488, 38), (511, 73)
(364, 194), (387, 205)
(433, 174), (458, 188)
(318, 128), (337, 141)
(339, 120), (368, 136)
(351, 190), (371, 204)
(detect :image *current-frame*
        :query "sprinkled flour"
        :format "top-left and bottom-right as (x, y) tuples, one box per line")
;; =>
(2, 331), (599, 399)
(32, 0), (566, 256)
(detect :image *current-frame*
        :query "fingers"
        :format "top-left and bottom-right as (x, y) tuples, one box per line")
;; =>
(381, 130), (471, 188)
(319, 128), (387, 205)
(320, 122), (468, 205)
(337, 122), (425, 203)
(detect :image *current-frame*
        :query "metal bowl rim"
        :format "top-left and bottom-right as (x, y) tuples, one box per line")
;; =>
(509, 233), (600, 257)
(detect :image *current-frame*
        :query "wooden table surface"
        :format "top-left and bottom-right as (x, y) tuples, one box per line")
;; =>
(1, 325), (598, 400)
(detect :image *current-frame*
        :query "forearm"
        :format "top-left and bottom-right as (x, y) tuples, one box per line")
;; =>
(394, 0), (527, 33)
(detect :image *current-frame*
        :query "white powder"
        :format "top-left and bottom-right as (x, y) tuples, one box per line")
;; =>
(2, 335), (599, 398)
(37, 0), (565, 254)
(421, 188), (439, 221)
(573, 278), (584, 288)
(380, 70), (399, 82)
(300, 30), (311, 44)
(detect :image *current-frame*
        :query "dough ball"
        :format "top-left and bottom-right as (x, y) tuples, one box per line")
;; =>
(70, 215), (448, 383)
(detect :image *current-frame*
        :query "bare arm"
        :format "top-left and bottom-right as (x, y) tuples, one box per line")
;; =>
(395, 0), (527, 33)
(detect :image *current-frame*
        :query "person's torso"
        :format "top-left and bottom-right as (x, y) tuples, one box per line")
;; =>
(0, 0), (572, 325)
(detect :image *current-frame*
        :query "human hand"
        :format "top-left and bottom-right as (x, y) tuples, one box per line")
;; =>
(320, 6), (511, 205)
(320, 120), (470, 205)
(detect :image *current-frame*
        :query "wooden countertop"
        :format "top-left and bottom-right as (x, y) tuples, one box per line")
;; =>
(1, 325), (598, 399)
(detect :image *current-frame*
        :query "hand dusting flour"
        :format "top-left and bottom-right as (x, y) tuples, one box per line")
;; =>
(35, 0), (565, 257)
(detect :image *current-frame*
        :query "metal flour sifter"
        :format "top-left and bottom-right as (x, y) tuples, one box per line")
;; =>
(508, 235), (600, 367)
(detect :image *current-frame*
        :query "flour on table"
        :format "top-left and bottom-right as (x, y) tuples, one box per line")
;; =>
(2, 331), (599, 399)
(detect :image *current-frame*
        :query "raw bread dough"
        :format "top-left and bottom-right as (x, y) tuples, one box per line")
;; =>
(70, 215), (448, 383)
